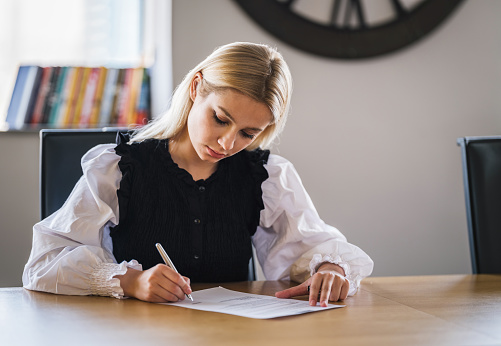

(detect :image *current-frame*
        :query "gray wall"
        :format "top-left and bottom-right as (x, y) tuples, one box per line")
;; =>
(0, 132), (39, 286)
(1, 0), (500, 286)
(171, 0), (500, 277)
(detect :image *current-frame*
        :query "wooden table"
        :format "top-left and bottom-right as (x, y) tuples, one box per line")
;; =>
(1, 275), (500, 345)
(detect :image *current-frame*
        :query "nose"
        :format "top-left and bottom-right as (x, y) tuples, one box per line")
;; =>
(218, 130), (236, 151)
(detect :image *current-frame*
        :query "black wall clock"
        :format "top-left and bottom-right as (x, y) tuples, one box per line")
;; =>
(233, 0), (465, 59)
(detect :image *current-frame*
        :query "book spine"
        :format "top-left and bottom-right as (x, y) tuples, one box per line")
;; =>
(63, 67), (84, 127)
(98, 68), (119, 127)
(109, 69), (126, 126)
(24, 67), (43, 126)
(30, 67), (54, 126)
(116, 68), (133, 126)
(136, 68), (151, 126)
(55, 67), (76, 127)
(5, 65), (31, 130)
(47, 66), (68, 125)
(71, 67), (91, 127)
(41, 66), (61, 124)
(79, 67), (101, 127)
(89, 67), (108, 126)
(126, 68), (143, 126)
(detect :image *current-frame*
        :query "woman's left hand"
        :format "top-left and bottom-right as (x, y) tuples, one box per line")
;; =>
(275, 263), (349, 306)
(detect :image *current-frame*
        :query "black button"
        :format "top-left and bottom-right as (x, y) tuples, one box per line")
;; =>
(194, 255), (200, 260)
(194, 218), (201, 224)
(198, 186), (206, 192)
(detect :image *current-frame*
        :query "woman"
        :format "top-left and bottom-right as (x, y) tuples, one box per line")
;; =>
(23, 42), (373, 307)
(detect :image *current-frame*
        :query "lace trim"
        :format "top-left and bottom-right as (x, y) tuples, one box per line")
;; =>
(89, 260), (142, 299)
(309, 254), (359, 296)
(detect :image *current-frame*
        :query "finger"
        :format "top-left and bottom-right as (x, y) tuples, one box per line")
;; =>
(151, 285), (182, 302)
(275, 283), (308, 299)
(329, 275), (349, 301)
(181, 276), (192, 295)
(154, 276), (186, 301)
(160, 267), (192, 298)
(339, 279), (350, 301)
(142, 291), (166, 303)
(182, 276), (193, 296)
(154, 267), (190, 300)
(328, 276), (343, 302)
(138, 278), (181, 303)
(309, 280), (322, 306)
(319, 274), (335, 307)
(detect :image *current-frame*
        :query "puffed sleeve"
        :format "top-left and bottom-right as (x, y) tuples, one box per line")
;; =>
(253, 154), (374, 296)
(22, 143), (141, 298)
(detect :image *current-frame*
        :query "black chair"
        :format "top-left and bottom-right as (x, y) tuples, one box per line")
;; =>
(39, 128), (257, 280)
(457, 136), (501, 274)
(40, 128), (126, 219)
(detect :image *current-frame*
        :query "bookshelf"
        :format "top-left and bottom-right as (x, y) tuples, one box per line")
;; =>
(4, 65), (151, 131)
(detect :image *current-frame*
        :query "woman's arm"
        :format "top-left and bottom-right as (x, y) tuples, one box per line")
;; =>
(22, 144), (141, 298)
(254, 154), (374, 301)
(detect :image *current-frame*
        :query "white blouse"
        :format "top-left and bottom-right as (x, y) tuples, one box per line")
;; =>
(23, 144), (374, 298)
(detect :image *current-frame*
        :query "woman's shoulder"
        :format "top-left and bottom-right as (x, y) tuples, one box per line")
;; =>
(261, 153), (301, 185)
(241, 147), (270, 164)
(267, 153), (292, 165)
(115, 133), (169, 160)
(81, 143), (119, 164)
(235, 150), (296, 177)
(264, 153), (296, 174)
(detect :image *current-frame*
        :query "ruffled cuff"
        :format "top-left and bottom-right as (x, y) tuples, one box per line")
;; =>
(309, 254), (359, 296)
(89, 260), (142, 299)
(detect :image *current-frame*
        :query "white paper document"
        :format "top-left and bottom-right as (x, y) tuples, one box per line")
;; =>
(162, 286), (345, 319)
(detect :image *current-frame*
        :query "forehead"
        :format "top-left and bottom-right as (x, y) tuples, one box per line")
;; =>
(207, 89), (273, 128)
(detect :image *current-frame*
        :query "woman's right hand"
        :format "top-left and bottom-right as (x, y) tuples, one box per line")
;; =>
(116, 264), (192, 303)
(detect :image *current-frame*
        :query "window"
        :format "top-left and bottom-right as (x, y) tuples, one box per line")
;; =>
(0, 0), (170, 128)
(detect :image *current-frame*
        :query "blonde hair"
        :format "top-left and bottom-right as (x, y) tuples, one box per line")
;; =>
(130, 42), (292, 150)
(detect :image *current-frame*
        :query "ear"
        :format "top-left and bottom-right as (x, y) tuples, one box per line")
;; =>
(189, 72), (203, 102)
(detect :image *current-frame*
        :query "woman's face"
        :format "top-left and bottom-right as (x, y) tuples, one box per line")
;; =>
(186, 80), (273, 164)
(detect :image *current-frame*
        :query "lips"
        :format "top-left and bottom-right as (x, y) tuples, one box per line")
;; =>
(207, 146), (226, 159)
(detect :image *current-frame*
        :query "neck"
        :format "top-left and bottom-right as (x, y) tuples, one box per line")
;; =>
(169, 128), (218, 181)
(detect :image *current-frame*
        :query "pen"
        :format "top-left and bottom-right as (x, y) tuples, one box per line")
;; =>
(155, 243), (194, 301)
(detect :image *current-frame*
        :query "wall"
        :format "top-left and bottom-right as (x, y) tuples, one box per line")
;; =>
(172, 0), (501, 277)
(0, 0), (500, 286)
(0, 132), (39, 286)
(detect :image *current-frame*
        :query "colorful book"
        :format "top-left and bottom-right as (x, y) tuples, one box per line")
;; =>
(6, 64), (151, 130)
(98, 68), (119, 126)
(47, 66), (68, 125)
(5, 65), (42, 130)
(116, 68), (134, 126)
(62, 67), (84, 127)
(23, 67), (44, 125)
(41, 66), (61, 124)
(71, 67), (91, 127)
(79, 67), (101, 127)
(109, 69), (126, 125)
(30, 67), (54, 125)
(126, 68), (143, 125)
(54, 67), (76, 127)
(89, 67), (108, 126)
(136, 68), (151, 126)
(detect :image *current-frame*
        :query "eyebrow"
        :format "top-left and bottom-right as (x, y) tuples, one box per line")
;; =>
(217, 106), (265, 132)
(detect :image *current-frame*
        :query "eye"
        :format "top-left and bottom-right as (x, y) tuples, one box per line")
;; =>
(213, 111), (227, 125)
(241, 131), (255, 140)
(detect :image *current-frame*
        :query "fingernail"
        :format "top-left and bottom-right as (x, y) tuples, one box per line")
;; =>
(321, 300), (328, 307)
(309, 300), (316, 306)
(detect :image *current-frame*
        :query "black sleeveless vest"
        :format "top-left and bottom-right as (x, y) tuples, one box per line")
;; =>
(110, 133), (270, 282)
